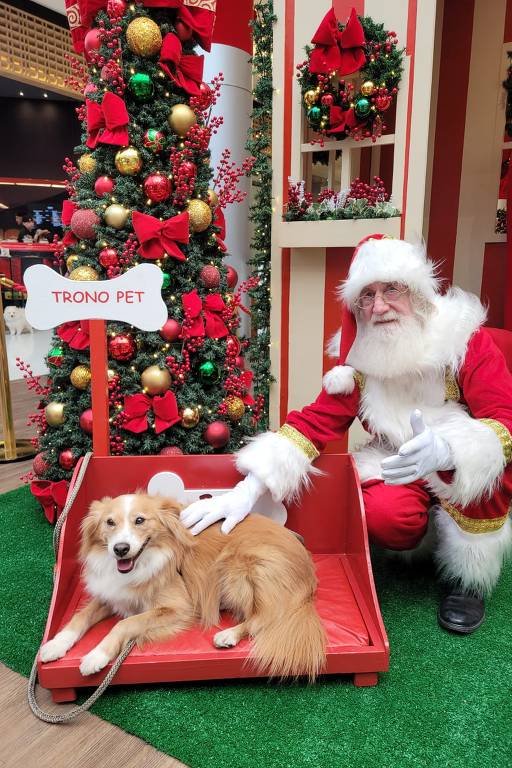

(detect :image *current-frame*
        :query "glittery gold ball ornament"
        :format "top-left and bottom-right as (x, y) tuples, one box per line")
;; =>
(187, 199), (212, 232)
(66, 254), (79, 271)
(126, 16), (162, 57)
(45, 402), (65, 426)
(115, 146), (143, 176)
(78, 153), (96, 173)
(70, 364), (91, 390)
(69, 265), (99, 281)
(304, 89), (318, 107)
(181, 406), (200, 428)
(104, 203), (130, 228)
(207, 189), (219, 208)
(168, 104), (197, 137)
(361, 80), (375, 96)
(141, 365), (172, 395)
(224, 395), (245, 422)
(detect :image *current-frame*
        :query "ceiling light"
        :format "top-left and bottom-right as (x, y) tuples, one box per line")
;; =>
(19, 91), (24, 96)
(43, 93), (48, 98)
(0, 203), (8, 209)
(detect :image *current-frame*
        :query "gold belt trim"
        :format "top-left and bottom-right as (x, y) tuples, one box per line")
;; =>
(444, 368), (460, 402)
(354, 370), (366, 393)
(278, 425), (320, 462)
(479, 419), (512, 464)
(440, 501), (508, 534)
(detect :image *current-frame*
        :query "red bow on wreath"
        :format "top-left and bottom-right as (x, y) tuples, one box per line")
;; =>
(310, 7), (366, 76)
(213, 207), (227, 252)
(132, 211), (190, 261)
(143, 0), (216, 51)
(122, 390), (181, 434)
(57, 320), (90, 350)
(182, 289), (228, 338)
(31, 479), (70, 524)
(86, 92), (129, 149)
(328, 105), (358, 134)
(159, 33), (204, 96)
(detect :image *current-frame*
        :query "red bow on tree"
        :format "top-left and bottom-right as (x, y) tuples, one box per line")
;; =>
(57, 320), (90, 350)
(86, 92), (129, 149)
(232, 370), (256, 405)
(132, 211), (190, 261)
(328, 105), (358, 134)
(159, 33), (204, 96)
(31, 479), (70, 524)
(61, 199), (78, 246)
(122, 390), (181, 433)
(182, 289), (228, 338)
(213, 207), (227, 252)
(310, 7), (366, 76)
(142, 0), (216, 50)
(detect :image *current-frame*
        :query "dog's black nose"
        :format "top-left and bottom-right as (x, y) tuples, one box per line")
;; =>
(114, 542), (130, 558)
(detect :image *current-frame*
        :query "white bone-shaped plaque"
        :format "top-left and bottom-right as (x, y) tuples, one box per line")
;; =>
(24, 263), (168, 331)
(147, 471), (287, 526)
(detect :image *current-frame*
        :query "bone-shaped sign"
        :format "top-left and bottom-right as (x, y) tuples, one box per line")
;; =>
(24, 263), (168, 331)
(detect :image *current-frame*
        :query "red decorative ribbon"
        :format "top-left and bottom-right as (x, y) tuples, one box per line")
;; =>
(122, 390), (180, 434)
(86, 92), (129, 149)
(143, 1), (215, 50)
(182, 289), (228, 338)
(159, 33), (204, 96)
(57, 320), (90, 350)
(61, 199), (78, 246)
(31, 479), (70, 524)
(328, 105), (358, 134)
(235, 370), (256, 405)
(310, 7), (366, 76)
(213, 207), (227, 252)
(132, 210), (190, 262)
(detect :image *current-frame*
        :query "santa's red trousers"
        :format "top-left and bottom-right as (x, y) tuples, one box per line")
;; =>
(361, 477), (510, 550)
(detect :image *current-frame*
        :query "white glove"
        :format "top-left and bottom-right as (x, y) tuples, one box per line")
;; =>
(381, 409), (453, 485)
(180, 472), (266, 535)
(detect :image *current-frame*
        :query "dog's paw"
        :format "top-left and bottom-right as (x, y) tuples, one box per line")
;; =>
(79, 647), (110, 676)
(213, 627), (240, 649)
(40, 630), (77, 662)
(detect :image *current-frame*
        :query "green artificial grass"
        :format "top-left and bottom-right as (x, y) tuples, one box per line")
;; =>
(1, 485), (511, 768)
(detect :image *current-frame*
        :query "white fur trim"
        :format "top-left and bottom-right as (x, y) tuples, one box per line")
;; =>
(352, 443), (386, 481)
(325, 328), (341, 359)
(432, 508), (512, 594)
(422, 289), (487, 372)
(322, 365), (356, 395)
(235, 431), (321, 503)
(426, 412), (506, 507)
(339, 239), (440, 307)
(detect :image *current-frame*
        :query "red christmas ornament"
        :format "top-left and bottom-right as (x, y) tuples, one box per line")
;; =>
(84, 28), (102, 61)
(108, 333), (136, 361)
(99, 247), (118, 268)
(79, 408), (93, 434)
(59, 449), (77, 470)
(226, 265), (238, 289)
(175, 19), (193, 42)
(200, 265), (220, 289)
(226, 334), (241, 356)
(204, 421), (230, 449)
(180, 161), (196, 179)
(107, 0), (126, 16)
(95, 176), (115, 196)
(197, 82), (213, 110)
(84, 81), (98, 96)
(159, 446), (184, 455)
(70, 209), (100, 240)
(321, 93), (334, 107)
(234, 356), (245, 369)
(143, 173), (172, 203)
(33, 452), (49, 477)
(376, 95), (392, 111)
(159, 319), (182, 342)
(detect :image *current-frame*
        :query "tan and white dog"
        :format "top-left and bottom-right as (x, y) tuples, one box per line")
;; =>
(40, 493), (326, 680)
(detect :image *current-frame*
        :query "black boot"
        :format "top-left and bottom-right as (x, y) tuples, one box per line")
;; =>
(438, 589), (485, 634)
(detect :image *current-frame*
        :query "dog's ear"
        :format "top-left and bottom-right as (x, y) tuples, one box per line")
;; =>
(79, 497), (111, 559)
(155, 497), (194, 553)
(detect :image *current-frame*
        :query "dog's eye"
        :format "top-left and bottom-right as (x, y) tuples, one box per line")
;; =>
(134, 516), (145, 525)
(106, 518), (115, 527)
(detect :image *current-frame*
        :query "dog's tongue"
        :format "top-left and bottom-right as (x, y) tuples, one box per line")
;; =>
(117, 558), (134, 573)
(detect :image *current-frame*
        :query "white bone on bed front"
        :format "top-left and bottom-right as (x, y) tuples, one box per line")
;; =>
(146, 471), (287, 526)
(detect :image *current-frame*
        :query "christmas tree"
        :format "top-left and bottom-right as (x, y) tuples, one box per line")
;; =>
(29, 0), (263, 516)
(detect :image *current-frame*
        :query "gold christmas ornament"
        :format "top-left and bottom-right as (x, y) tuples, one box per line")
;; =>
(181, 405), (200, 428)
(168, 104), (197, 137)
(224, 395), (245, 422)
(361, 80), (375, 96)
(45, 402), (65, 426)
(126, 17), (162, 57)
(115, 146), (143, 176)
(66, 254), (79, 271)
(78, 153), (96, 173)
(70, 364), (91, 390)
(104, 203), (130, 228)
(187, 199), (212, 232)
(141, 365), (172, 396)
(207, 189), (219, 208)
(69, 265), (99, 281)
(304, 89), (318, 107)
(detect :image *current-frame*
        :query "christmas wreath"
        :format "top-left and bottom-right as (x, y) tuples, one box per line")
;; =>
(297, 7), (404, 142)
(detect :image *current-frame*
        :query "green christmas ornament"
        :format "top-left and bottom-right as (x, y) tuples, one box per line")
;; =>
(354, 97), (371, 118)
(143, 128), (166, 153)
(128, 72), (154, 102)
(199, 360), (220, 384)
(48, 346), (64, 367)
(161, 272), (171, 290)
(307, 106), (322, 125)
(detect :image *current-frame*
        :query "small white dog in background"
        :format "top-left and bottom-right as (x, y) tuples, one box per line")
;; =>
(3, 305), (33, 335)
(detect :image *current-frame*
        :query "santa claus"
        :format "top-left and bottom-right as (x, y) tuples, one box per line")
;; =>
(182, 235), (512, 634)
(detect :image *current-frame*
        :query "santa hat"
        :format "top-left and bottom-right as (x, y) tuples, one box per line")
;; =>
(323, 234), (439, 395)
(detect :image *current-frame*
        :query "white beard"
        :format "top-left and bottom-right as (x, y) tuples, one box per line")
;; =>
(347, 311), (429, 378)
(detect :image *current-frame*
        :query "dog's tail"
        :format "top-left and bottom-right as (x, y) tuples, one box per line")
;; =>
(250, 600), (326, 682)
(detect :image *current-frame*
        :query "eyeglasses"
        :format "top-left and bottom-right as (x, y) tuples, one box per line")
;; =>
(355, 283), (409, 309)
